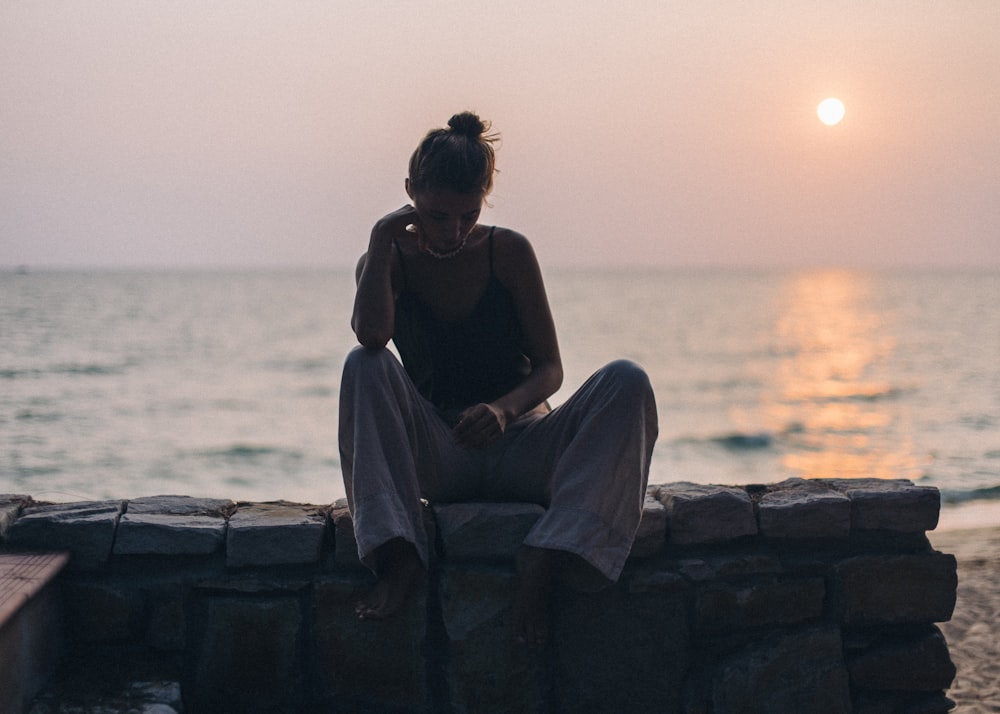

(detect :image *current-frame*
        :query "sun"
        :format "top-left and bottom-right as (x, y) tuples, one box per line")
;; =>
(817, 97), (845, 126)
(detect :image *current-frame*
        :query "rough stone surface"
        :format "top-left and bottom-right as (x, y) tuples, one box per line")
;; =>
(832, 552), (958, 625)
(191, 595), (304, 713)
(435, 501), (544, 561)
(695, 576), (826, 632)
(28, 680), (183, 713)
(0, 494), (30, 539)
(848, 627), (956, 692)
(126, 495), (234, 516)
(675, 551), (783, 582)
(62, 580), (143, 643)
(439, 564), (548, 713)
(705, 626), (851, 713)
(312, 574), (429, 711)
(7, 482), (957, 712)
(657, 482), (757, 544)
(552, 582), (691, 712)
(145, 586), (188, 652)
(5, 501), (123, 570)
(630, 490), (667, 558)
(822, 478), (941, 532)
(758, 478), (852, 538)
(114, 513), (227, 556)
(226, 502), (325, 567)
(114, 495), (233, 556)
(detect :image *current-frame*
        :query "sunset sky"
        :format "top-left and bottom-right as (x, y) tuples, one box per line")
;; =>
(2, 1), (998, 269)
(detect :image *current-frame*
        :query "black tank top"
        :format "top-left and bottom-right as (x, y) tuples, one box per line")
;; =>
(392, 227), (530, 420)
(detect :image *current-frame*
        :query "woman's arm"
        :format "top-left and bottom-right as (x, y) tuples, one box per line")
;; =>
(452, 230), (563, 448)
(351, 205), (415, 349)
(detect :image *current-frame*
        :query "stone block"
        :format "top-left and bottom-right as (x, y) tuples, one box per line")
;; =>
(630, 491), (667, 559)
(657, 483), (757, 544)
(758, 478), (851, 539)
(312, 574), (428, 711)
(626, 563), (690, 595)
(821, 478), (941, 532)
(145, 586), (188, 652)
(115, 514), (227, 556)
(439, 564), (549, 713)
(115, 496), (233, 556)
(695, 577), (826, 632)
(705, 625), (851, 713)
(126, 495), (235, 516)
(226, 502), (326, 567)
(832, 552), (957, 625)
(63, 579), (143, 642)
(5, 501), (123, 570)
(434, 502), (544, 561)
(848, 626), (955, 691)
(0, 494), (31, 540)
(675, 551), (783, 583)
(853, 691), (956, 714)
(552, 582), (691, 712)
(190, 595), (304, 713)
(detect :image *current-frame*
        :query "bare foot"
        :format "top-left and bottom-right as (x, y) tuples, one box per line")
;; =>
(512, 546), (555, 646)
(355, 539), (423, 620)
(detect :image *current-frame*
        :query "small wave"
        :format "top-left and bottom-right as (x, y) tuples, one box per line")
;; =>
(1, 363), (126, 379)
(0, 367), (43, 380)
(786, 385), (910, 405)
(15, 409), (62, 423)
(52, 362), (126, 376)
(710, 432), (774, 450)
(940, 485), (1000, 505)
(198, 444), (305, 461)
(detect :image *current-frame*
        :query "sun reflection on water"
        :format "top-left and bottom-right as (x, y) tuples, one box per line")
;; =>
(764, 269), (922, 481)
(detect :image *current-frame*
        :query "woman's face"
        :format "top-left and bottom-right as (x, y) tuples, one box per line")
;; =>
(406, 182), (484, 255)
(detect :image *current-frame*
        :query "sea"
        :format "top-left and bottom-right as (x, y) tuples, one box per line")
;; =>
(2, 267), (998, 531)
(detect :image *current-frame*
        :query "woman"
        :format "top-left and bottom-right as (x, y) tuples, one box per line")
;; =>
(340, 111), (657, 644)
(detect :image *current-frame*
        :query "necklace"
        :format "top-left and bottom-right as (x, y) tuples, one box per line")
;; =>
(424, 232), (472, 260)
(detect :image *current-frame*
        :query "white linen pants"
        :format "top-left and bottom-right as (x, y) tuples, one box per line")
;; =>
(338, 346), (658, 581)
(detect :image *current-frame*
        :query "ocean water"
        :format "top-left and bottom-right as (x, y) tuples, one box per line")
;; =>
(2, 268), (998, 529)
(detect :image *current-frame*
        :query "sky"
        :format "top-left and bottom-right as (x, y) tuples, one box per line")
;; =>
(2, 1), (998, 270)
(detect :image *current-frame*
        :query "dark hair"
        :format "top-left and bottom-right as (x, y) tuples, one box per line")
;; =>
(408, 112), (498, 195)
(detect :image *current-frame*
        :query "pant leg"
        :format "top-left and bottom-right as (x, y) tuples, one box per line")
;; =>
(485, 359), (658, 581)
(339, 346), (480, 569)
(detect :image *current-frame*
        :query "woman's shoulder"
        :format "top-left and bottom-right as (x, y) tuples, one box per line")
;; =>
(490, 227), (544, 288)
(491, 227), (537, 264)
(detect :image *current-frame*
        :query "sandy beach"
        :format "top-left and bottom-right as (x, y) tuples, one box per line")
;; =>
(931, 521), (1000, 713)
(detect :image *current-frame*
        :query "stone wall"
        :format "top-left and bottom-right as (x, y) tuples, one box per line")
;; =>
(0, 477), (957, 713)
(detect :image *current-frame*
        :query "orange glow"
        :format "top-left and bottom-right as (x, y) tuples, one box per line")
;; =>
(765, 270), (921, 480)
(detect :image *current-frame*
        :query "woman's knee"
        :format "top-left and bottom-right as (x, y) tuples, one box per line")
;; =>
(600, 359), (653, 397)
(345, 345), (395, 369)
(342, 346), (402, 387)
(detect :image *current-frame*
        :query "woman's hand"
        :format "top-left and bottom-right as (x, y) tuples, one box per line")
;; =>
(371, 204), (420, 250)
(453, 403), (507, 449)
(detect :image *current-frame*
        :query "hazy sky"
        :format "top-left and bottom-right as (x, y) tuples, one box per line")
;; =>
(2, 1), (998, 269)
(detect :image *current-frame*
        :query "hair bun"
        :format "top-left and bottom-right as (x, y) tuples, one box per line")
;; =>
(447, 111), (487, 139)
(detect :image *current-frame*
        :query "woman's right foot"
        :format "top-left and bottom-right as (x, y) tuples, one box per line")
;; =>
(355, 539), (423, 620)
